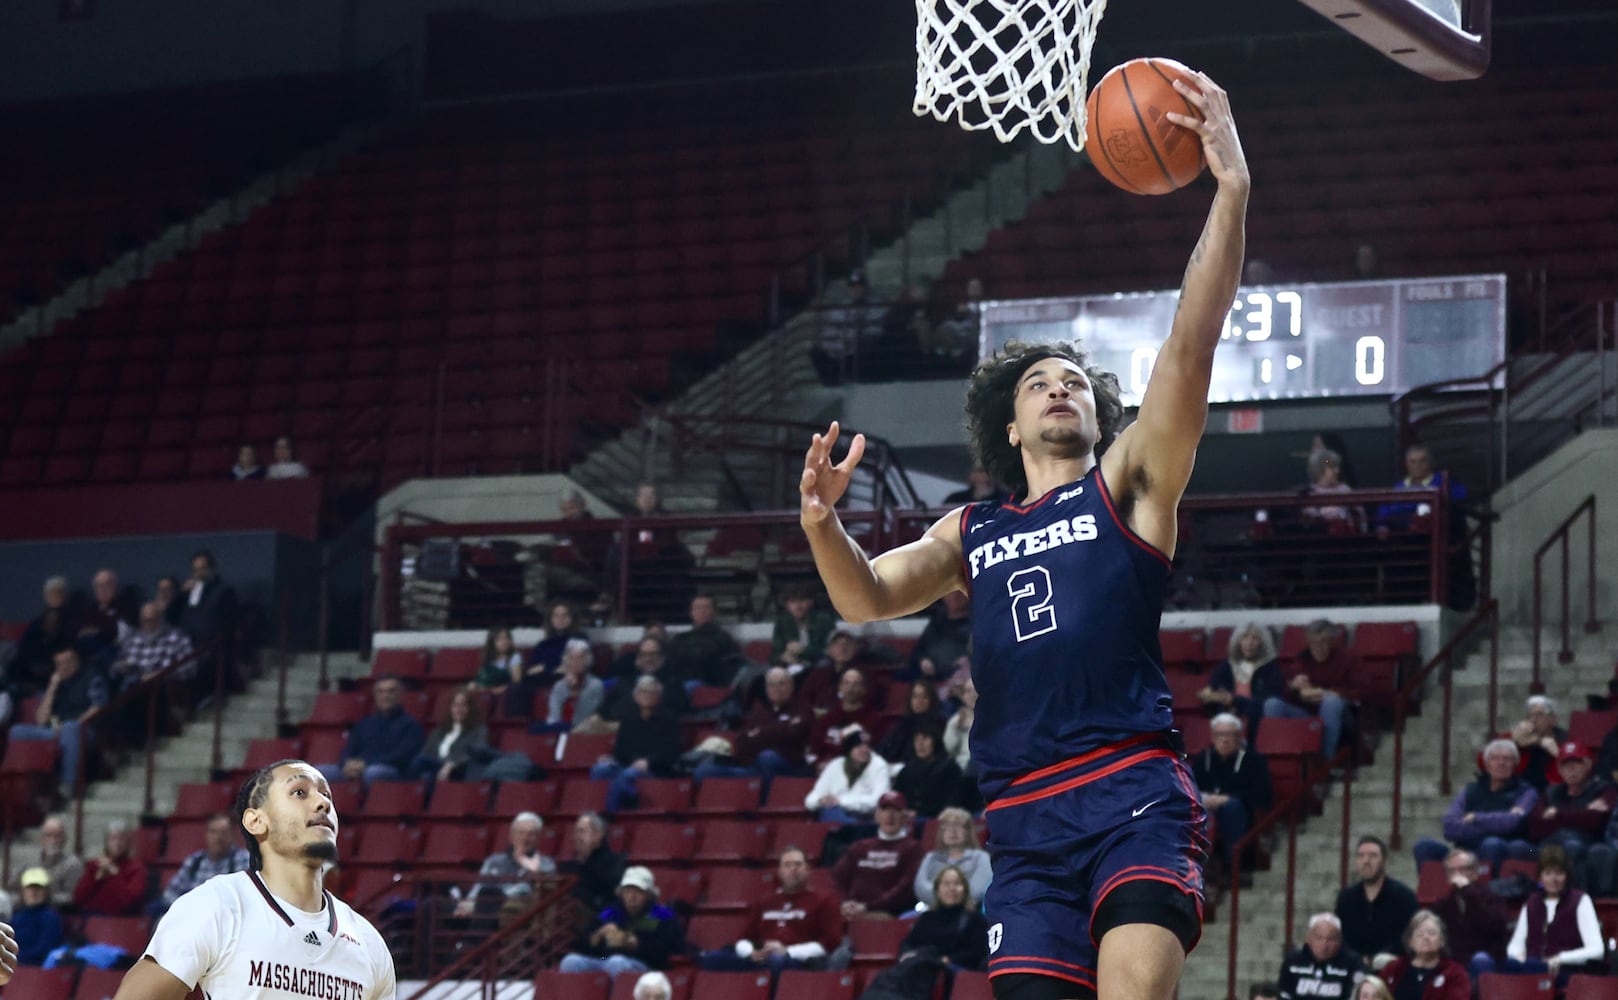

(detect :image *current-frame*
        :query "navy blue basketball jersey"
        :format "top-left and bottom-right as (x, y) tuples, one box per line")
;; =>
(960, 465), (1174, 806)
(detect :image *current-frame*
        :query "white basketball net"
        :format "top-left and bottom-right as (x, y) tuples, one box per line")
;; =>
(914, 0), (1109, 152)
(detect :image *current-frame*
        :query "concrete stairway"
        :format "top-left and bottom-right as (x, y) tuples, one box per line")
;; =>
(1177, 619), (1614, 1000)
(3, 652), (348, 868)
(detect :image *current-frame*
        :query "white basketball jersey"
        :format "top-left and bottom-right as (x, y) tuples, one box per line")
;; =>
(143, 870), (396, 1000)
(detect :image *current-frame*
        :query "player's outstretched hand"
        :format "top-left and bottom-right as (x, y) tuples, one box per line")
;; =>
(1166, 72), (1249, 193)
(0, 919), (17, 985)
(800, 421), (866, 526)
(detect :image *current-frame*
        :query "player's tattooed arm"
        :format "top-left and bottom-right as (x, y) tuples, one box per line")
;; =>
(113, 957), (194, 1000)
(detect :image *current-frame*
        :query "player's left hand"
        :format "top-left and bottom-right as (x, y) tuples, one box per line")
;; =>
(1166, 73), (1249, 193)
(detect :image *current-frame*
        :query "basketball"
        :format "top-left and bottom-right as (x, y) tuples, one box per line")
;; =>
(1084, 57), (1207, 195)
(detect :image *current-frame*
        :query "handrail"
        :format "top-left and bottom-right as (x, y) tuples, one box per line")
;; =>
(1224, 742), (1357, 1000)
(67, 619), (245, 852)
(403, 875), (580, 999)
(1389, 600), (1500, 850)
(1531, 495), (1600, 693)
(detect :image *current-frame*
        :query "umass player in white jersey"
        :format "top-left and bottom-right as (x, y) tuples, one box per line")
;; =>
(115, 760), (396, 1000)
(799, 74), (1249, 1000)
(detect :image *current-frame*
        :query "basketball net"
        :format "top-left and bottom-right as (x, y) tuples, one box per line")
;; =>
(914, 0), (1109, 152)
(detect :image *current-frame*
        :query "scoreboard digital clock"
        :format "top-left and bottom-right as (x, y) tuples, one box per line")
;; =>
(978, 274), (1506, 407)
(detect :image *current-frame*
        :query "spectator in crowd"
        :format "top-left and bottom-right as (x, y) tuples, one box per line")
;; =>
(1334, 835), (1419, 966)
(795, 630), (860, 712)
(147, 813), (249, 921)
(772, 589), (836, 667)
(667, 594), (743, 689)
(7, 647), (109, 794)
(899, 592), (972, 688)
(547, 639), (606, 731)
(901, 865), (990, 967)
(921, 277), (984, 367)
(590, 676), (682, 813)
(1378, 911), (1470, 1000)
(455, 812), (556, 917)
(177, 549), (237, 653)
(912, 807), (991, 908)
(1414, 739), (1538, 874)
(1374, 445), (1466, 533)
(1264, 620), (1356, 760)
(807, 729), (892, 826)
(1428, 849), (1509, 981)
(609, 624), (669, 679)
(694, 666), (811, 787)
(1352, 978), (1392, 1000)
(1509, 695), (1567, 790)
(562, 813), (627, 915)
(1277, 913), (1362, 1000)
(833, 792), (924, 918)
(1528, 740), (1615, 890)
(113, 600), (196, 690)
(1200, 624), (1284, 738)
(943, 465), (997, 505)
(73, 820), (148, 916)
(810, 269), (882, 385)
(316, 675), (424, 786)
(10, 818), (82, 910)
(10, 576), (81, 696)
(633, 973), (672, 1000)
(153, 575), (183, 627)
(1504, 844), (1605, 980)
(810, 668), (888, 764)
(11, 869), (62, 967)
(559, 866), (684, 977)
(1193, 713), (1274, 886)
(412, 687), (494, 783)
(527, 601), (585, 681)
(596, 635), (687, 726)
(1250, 983), (1281, 1000)
(942, 676), (975, 772)
(78, 568), (136, 662)
(892, 720), (963, 820)
(475, 627), (523, 691)
(879, 681), (947, 763)
(699, 847), (841, 973)
(266, 436), (310, 479)
(550, 490), (611, 599)
(1300, 448), (1363, 531)
(229, 444), (266, 480)
(607, 483), (694, 623)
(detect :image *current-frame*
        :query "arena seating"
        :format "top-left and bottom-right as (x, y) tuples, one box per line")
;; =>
(0, 96), (986, 492)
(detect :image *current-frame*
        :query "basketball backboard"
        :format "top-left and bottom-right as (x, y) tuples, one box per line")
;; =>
(1294, 0), (1491, 80)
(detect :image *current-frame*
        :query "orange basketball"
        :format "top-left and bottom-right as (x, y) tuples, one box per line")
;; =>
(1084, 57), (1207, 195)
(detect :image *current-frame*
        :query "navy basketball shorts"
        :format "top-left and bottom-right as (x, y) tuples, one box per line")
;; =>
(981, 736), (1210, 995)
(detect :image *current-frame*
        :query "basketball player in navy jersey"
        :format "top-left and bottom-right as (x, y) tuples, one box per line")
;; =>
(800, 73), (1248, 1000)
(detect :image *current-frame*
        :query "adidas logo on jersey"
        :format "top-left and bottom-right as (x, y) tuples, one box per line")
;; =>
(1054, 486), (1084, 504)
(966, 514), (1098, 579)
(303, 931), (321, 945)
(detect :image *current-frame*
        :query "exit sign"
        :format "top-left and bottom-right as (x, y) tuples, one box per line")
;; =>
(1226, 408), (1264, 433)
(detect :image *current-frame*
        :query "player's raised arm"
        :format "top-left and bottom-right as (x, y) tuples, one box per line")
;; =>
(800, 422), (966, 623)
(1112, 72), (1249, 505)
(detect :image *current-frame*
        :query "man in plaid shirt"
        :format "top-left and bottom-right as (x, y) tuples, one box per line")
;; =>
(146, 813), (249, 920)
(113, 601), (195, 690)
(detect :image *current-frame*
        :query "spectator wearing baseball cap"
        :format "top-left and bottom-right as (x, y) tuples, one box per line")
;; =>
(13, 867), (64, 966)
(1530, 741), (1617, 893)
(559, 866), (685, 977)
(832, 791), (924, 918)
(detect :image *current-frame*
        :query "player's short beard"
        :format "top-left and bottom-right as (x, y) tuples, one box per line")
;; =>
(1038, 425), (1091, 452)
(303, 839), (338, 863)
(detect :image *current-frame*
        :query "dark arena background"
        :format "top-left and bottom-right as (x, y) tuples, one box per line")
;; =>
(0, 1), (1614, 998)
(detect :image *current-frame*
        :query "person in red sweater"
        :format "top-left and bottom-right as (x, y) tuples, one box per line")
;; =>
(698, 846), (842, 972)
(1262, 619), (1358, 760)
(808, 668), (888, 766)
(1378, 910), (1471, 1000)
(73, 821), (148, 916)
(833, 791), (923, 918)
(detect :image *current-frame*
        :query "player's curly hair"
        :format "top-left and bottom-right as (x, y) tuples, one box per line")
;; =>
(964, 340), (1126, 501)
(235, 758), (304, 871)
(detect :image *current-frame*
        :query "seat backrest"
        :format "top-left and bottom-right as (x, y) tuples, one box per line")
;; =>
(1565, 974), (1616, 1000)
(372, 648), (430, 679)
(432, 646), (484, 681)
(950, 971), (994, 1000)
(775, 970), (857, 1000)
(689, 971), (772, 1000)
(1255, 717), (1324, 757)
(0, 966), (74, 1000)
(1475, 973), (1554, 1000)
(535, 969), (609, 1000)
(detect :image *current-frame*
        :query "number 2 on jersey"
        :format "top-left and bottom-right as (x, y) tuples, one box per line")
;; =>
(1007, 566), (1058, 641)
